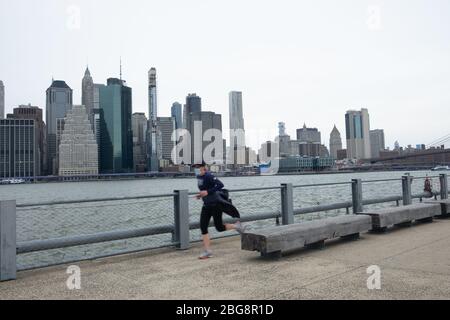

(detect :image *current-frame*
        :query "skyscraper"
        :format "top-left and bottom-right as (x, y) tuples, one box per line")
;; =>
(0, 80), (4, 119)
(171, 102), (183, 129)
(9, 104), (47, 175)
(188, 111), (223, 165)
(297, 124), (321, 143)
(46, 80), (73, 175)
(345, 108), (371, 159)
(82, 67), (95, 126)
(99, 78), (133, 173)
(132, 112), (148, 172)
(183, 93), (202, 131)
(229, 91), (245, 146)
(147, 68), (159, 171)
(157, 117), (176, 162)
(370, 129), (385, 158)
(276, 122), (291, 157)
(0, 119), (39, 178)
(58, 105), (99, 176)
(329, 125), (343, 159)
(148, 68), (157, 122)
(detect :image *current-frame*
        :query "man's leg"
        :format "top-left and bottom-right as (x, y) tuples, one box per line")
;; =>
(200, 206), (213, 252)
(213, 206), (237, 232)
(220, 202), (241, 219)
(218, 202), (246, 232)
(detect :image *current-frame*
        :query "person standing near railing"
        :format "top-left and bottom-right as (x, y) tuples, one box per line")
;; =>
(194, 162), (247, 260)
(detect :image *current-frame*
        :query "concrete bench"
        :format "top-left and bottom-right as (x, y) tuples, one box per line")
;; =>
(423, 199), (450, 218)
(359, 203), (442, 232)
(241, 215), (372, 258)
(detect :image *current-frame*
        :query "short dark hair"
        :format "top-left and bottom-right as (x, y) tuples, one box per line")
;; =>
(192, 161), (207, 168)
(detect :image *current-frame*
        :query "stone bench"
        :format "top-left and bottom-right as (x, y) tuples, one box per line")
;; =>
(241, 215), (372, 258)
(423, 199), (450, 218)
(359, 203), (442, 232)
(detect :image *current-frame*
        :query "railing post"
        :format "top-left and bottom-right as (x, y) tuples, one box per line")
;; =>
(281, 183), (294, 225)
(351, 179), (363, 214)
(440, 174), (448, 200)
(402, 175), (413, 205)
(173, 190), (190, 250)
(0, 200), (16, 281)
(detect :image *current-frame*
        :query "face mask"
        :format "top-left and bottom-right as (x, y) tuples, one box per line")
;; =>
(194, 168), (201, 176)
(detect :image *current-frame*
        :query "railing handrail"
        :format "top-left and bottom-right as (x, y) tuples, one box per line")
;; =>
(13, 175), (448, 208)
(16, 193), (176, 208)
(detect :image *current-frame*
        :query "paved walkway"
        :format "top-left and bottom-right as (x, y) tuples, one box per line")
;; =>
(1, 219), (450, 300)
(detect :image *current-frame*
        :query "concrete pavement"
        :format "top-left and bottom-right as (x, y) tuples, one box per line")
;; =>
(1, 219), (450, 300)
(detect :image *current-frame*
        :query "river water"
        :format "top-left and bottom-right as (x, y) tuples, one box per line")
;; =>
(0, 170), (442, 270)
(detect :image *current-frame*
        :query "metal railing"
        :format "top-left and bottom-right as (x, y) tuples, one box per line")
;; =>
(0, 173), (448, 281)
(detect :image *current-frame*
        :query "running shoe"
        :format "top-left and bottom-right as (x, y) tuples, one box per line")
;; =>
(199, 250), (213, 260)
(235, 221), (248, 234)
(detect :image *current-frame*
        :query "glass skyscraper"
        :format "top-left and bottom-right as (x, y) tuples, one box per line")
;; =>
(46, 80), (73, 175)
(99, 78), (133, 173)
(345, 108), (371, 159)
(171, 102), (183, 130)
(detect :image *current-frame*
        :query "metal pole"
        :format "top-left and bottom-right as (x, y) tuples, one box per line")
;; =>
(351, 179), (363, 214)
(173, 190), (190, 250)
(0, 200), (16, 281)
(402, 175), (413, 205)
(440, 174), (448, 200)
(281, 183), (294, 225)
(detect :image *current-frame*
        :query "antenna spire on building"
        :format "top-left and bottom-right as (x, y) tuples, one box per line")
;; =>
(120, 57), (122, 80)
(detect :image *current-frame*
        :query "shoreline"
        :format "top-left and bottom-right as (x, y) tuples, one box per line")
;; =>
(0, 168), (436, 185)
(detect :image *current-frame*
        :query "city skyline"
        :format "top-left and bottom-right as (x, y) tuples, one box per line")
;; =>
(1, 0), (450, 151)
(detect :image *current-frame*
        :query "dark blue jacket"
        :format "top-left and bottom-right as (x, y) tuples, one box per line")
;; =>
(197, 172), (225, 205)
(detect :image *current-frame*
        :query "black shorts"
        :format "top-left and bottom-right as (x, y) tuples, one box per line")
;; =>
(200, 202), (240, 235)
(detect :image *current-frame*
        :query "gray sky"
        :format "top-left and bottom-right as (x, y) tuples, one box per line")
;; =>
(1, 0), (449, 150)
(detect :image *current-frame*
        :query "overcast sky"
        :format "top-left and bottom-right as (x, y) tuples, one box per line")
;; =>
(1, 0), (449, 150)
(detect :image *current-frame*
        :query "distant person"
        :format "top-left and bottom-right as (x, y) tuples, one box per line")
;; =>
(424, 176), (433, 194)
(193, 162), (246, 260)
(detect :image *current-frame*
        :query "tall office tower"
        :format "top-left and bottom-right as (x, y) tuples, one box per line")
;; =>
(370, 129), (385, 158)
(82, 67), (95, 126)
(92, 108), (102, 158)
(276, 122), (291, 157)
(147, 68), (159, 172)
(10, 104), (47, 174)
(0, 119), (39, 178)
(148, 68), (157, 122)
(188, 111), (223, 164)
(157, 117), (176, 162)
(93, 84), (104, 110)
(58, 105), (98, 176)
(171, 102), (183, 129)
(278, 122), (286, 136)
(92, 83), (105, 158)
(183, 93), (202, 130)
(345, 108), (371, 159)
(0, 80), (4, 119)
(132, 112), (148, 172)
(229, 91), (246, 147)
(99, 78), (133, 173)
(46, 80), (73, 175)
(297, 124), (321, 143)
(329, 125), (343, 159)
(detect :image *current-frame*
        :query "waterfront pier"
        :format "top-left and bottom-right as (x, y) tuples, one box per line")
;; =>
(0, 174), (449, 299)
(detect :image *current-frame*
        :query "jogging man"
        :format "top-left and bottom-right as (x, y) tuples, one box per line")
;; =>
(194, 162), (246, 259)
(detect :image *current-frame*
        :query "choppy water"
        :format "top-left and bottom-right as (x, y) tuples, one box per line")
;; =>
(0, 170), (442, 270)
